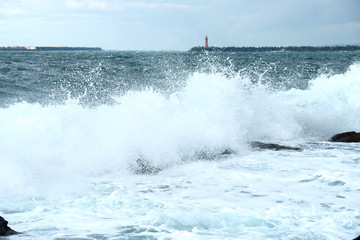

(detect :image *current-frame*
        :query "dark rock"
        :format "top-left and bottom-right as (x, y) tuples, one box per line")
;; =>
(330, 131), (360, 142)
(353, 236), (360, 240)
(0, 216), (19, 236)
(249, 141), (303, 151)
(221, 148), (235, 155)
(131, 157), (163, 175)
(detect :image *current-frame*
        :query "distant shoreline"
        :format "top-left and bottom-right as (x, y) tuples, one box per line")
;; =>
(189, 45), (360, 52)
(0, 46), (102, 51)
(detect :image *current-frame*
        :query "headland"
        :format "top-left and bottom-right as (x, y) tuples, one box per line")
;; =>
(189, 45), (360, 52)
(0, 46), (102, 51)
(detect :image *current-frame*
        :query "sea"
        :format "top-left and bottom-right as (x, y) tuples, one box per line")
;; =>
(0, 50), (359, 240)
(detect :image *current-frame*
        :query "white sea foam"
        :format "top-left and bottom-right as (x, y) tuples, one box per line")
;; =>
(0, 63), (360, 239)
(1, 64), (360, 192)
(281, 63), (360, 139)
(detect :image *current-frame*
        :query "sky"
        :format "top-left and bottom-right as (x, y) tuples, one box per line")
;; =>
(0, 0), (359, 50)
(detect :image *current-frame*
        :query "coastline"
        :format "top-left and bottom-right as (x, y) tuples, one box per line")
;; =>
(0, 46), (102, 51)
(189, 45), (360, 52)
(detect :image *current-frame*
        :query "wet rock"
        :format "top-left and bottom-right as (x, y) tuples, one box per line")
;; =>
(353, 235), (360, 240)
(0, 216), (18, 236)
(221, 148), (236, 155)
(329, 131), (360, 142)
(131, 157), (163, 175)
(249, 141), (302, 151)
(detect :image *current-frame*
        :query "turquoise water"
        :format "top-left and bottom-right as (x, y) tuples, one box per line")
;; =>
(0, 51), (360, 239)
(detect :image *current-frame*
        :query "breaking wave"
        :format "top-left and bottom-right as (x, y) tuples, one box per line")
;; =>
(0, 63), (359, 197)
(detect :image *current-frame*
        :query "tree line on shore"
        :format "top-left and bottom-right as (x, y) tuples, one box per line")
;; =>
(189, 45), (360, 52)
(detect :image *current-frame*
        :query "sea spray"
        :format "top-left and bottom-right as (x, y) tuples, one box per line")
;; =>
(0, 51), (359, 239)
(280, 63), (360, 139)
(1, 64), (360, 197)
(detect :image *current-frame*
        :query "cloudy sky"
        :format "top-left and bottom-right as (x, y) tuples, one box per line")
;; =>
(1, 0), (359, 50)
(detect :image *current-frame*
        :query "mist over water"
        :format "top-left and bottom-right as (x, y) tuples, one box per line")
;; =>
(0, 51), (360, 240)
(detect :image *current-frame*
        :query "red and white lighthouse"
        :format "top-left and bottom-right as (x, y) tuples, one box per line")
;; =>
(205, 35), (208, 48)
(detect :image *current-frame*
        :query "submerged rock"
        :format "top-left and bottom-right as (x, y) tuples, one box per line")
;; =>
(330, 131), (360, 142)
(249, 141), (303, 151)
(0, 216), (18, 236)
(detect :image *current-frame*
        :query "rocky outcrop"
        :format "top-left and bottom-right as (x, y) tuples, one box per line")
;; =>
(353, 235), (360, 240)
(0, 216), (18, 236)
(330, 131), (360, 142)
(130, 143), (303, 175)
(249, 141), (302, 151)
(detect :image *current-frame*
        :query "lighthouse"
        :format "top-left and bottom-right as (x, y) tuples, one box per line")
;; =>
(205, 35), (208, 48)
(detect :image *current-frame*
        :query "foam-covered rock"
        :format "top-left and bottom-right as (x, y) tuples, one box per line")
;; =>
(249, 141), (302, 151)
(131, 157), (163, 175)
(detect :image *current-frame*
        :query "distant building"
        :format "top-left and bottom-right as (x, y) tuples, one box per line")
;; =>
(205, 36), (208, 48)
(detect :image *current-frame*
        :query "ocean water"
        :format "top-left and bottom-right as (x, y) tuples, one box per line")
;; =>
(0, 50), (360, 240)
